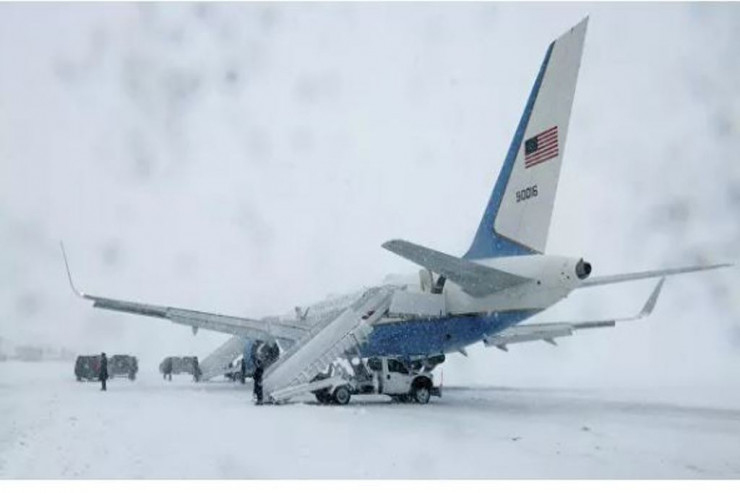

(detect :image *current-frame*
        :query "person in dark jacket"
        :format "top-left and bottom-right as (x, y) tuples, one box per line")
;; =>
(253, 358), (264, 405)
(99, 352), (108, 391)
(163, 357), (173, 381)
(239, 357), (247, 385)
(192, 356), (202, 382)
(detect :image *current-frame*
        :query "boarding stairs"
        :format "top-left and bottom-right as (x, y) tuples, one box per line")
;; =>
(263, 286), (394, 402)
(198, 335), (246, 381)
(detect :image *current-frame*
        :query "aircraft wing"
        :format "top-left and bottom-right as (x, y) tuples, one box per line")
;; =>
(578, 263), (731, 288)
(483, 278), (665, 351)
(382, 239), (531, 297)
(61, 245), (308, 343)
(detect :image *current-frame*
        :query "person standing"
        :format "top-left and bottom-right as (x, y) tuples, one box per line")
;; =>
(192, 356), (202, 382)
(239, 357), (247, 385)
(253, 358), (264, 405)
(164, 357), (173, 381)
(99, 352), (108, 391)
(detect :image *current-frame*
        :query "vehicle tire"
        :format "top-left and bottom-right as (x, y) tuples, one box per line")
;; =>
(332, 386), (351, 405)
(128, 373), (136, 381)
(314, 390), (331, 404)
(76, 376), (82, 382)
(412, 385), (431, 405)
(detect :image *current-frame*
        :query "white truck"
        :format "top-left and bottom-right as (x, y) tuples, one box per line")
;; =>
(308, 356), (442, 405)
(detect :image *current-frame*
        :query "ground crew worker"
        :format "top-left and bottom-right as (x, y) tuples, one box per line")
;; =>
(192, 356), (202, 382)
(99, 352), (108, 391)
(164, 357), (173, 381)
(253, 358), (264, 405)
(239, 357), (247, 385)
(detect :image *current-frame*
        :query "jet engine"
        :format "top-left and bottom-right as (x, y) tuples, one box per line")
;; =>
(575, 258), (592, 280)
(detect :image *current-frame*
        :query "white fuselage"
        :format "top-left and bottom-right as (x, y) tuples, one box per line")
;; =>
(445, 255), (583, 315)
(288, 255), (584, 325)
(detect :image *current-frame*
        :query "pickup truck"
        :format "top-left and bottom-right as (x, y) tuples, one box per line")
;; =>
(312, 356), (441, 405)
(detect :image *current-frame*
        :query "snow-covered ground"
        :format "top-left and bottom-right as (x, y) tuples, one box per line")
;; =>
(1, 361), (739, 479)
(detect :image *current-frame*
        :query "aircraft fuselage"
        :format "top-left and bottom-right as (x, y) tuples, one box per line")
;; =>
(288, 254), (586, 359)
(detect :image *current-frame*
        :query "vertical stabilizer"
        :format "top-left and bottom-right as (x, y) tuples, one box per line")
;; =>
(465, 18), (588, 259)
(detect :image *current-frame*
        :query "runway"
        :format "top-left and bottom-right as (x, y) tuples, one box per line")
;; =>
(1, 361), (739, 479)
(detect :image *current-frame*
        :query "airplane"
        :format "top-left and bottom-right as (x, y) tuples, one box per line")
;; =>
(62, 17), (730, 400)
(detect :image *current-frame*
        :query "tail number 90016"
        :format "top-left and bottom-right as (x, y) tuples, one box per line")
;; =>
(516, 185), (538, 203)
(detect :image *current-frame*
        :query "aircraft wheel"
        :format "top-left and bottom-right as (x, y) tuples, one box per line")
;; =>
(332, 386), (351, 405)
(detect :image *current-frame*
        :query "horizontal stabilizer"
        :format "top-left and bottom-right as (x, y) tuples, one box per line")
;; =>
(382, 239), (531, 297)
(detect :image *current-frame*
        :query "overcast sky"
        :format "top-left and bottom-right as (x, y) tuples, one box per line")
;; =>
(1, 2), (738, 387)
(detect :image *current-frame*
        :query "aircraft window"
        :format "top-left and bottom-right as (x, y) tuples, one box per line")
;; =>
(387, 359), (409, 374)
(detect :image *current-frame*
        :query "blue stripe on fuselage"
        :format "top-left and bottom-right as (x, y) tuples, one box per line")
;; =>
(361, 310), (540, 358)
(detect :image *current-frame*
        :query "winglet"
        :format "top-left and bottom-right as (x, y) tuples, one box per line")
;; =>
(60, 242), (86, 298)
(638, 277), (665, 319)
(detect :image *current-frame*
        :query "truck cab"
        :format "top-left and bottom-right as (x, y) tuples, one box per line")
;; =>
(367, 357), (439, 404)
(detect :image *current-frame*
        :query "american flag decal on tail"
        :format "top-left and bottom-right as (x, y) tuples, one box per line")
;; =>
(524, 126), (559, 168)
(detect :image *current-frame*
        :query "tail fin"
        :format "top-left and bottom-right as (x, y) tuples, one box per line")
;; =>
(464, 18), (588, 259)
